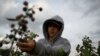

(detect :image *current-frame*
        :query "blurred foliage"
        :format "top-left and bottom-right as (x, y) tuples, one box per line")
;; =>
(0, 49), (10, 56)
(97, 41), (100, 56)
(0, 49), (25, 56)
(76, 35), (99, 56)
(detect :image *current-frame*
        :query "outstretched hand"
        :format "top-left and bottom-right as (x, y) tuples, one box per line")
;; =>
(17, 39), (35, 52)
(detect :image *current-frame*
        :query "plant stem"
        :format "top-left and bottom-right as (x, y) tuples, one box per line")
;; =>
(9, 38), (14, 56)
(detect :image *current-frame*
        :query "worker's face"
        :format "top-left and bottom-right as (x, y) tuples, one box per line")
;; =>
(47, 24), (60, 38)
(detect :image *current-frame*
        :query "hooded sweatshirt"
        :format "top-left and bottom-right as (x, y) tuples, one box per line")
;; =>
(30, 15), (71, 56)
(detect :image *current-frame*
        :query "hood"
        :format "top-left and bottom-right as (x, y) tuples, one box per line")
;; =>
(43, 15), (64, 42)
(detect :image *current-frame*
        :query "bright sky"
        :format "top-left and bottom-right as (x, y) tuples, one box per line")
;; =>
(0, 0), (100, 56)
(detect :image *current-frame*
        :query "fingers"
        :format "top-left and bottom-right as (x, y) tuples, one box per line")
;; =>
(19, 38), (28, 42)
(18, 46), (32, 52)
(17, 39), (33, 47)
(16, 42), (29, 47)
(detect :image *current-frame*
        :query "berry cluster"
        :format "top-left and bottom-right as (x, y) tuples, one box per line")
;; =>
(0, 1), (42, 56)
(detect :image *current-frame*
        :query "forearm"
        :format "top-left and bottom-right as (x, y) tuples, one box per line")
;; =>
(28, 41), (71, 56)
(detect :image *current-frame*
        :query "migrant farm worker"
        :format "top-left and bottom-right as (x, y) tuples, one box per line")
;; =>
(17, 15), (71, 56)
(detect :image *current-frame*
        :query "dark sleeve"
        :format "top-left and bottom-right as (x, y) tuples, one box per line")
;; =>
(30, 42), (46, 56)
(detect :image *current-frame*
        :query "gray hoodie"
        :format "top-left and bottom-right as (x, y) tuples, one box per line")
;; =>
(30, 15), (71, 56)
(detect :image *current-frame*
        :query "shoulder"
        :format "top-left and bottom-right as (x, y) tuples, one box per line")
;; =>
(37, 38), (46, 43)
(60, 37), (70, 42)
(60, 37), (70, 45)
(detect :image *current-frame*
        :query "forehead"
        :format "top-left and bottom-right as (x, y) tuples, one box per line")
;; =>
(47, 22), (59, 28)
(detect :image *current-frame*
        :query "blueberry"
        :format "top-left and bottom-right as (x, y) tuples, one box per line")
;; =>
(23, 1), (28, 6)
(11, 24), (15, 28)
(39, 7), (43, 11)
(23, 7), (28, 12)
